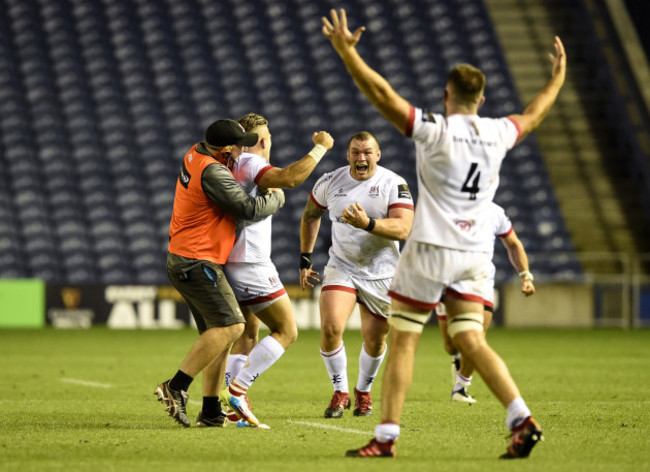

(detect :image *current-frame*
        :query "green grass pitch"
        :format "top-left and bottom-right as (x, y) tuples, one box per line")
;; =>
(1, 327), (649, 471)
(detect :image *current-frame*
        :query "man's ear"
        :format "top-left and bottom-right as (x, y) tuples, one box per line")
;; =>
(260, 138), (266, 150)
(478, 95), (486, 109)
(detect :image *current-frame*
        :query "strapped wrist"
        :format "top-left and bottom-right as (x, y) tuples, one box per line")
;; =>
(519, 270), (534, 282)
(308, 144), (327, 163)
(300, 252), (313, 270)
(364, 218), (376, 232)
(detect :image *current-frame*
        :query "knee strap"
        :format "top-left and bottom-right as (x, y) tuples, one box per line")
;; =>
(388, 311), (431, 333)
(447, 312), (484, 338)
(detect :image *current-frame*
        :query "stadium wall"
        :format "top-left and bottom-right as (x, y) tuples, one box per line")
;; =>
(2, 279), (650, 329)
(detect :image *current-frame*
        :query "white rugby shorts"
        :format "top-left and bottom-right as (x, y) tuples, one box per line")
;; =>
(389, 240), (491, 311)
(322, 265), (392, 320)
(223, 260), (287, 312)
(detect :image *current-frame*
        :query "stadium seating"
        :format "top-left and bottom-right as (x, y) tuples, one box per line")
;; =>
(0, 0), (580, 285)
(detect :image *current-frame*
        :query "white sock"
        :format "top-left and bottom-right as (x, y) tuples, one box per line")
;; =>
(454, 373), (472, 392)
(320, 342), (348, 393)
(375, 422), (400, 442)
(234, 335), (285, 389)
(356, 343), (386, 392)
(506, 397), (531, 430)
(225, 354), (248, 387)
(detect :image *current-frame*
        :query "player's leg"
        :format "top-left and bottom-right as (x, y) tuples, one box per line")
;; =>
(158, 261), (244, 427)
(225, 306), (259, 387)
(230, 295), (296, 391)
(444, 295), (542, 458)
(353, 305), (389, 416)
(196, 348), (230, 427)
(320, 286), (357, 418)
(458, 308), (492, 370)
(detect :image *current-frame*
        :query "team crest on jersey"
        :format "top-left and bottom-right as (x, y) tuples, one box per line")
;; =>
(454, 219), (474, 232)
(368, 185), (380, 198)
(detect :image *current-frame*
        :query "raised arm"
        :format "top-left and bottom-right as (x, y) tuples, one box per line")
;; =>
(322, 9), (411, 135)
(500, 229), (535, 296)
(339, 202), (414, 241)
(299, 196), (326, 290)
(259, 131), (334, 188)
(202, 163), (284, 220)
(508, 36), (567, 142)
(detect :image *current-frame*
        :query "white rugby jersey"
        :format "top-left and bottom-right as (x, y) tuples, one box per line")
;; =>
(406, 106), (520, 252)
(227, 152), (274, 263)
(486, 202), (513, 279)
(311, 165), (414, 279)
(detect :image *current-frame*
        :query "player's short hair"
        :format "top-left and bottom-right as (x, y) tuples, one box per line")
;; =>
(447, 64), (486, 105)
(237, 113), (269, 132)
(347, 131), (380, 151)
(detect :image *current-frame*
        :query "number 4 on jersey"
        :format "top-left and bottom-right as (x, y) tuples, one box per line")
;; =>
(461, 163), (480, 200)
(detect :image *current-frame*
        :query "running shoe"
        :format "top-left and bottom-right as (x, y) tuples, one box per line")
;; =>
(346, 438), (396, 457)
(154, 380), (190, 428)
(451, 387), (476, 404)
(500, 416), (544, 459)
(353, 388), (373, 416)
(324, 391), (350, 418)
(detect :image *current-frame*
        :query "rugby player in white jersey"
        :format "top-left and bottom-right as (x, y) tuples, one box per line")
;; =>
(197, 113), (333, 428)
(436, 202), (535, 404)
(299, 131), (414, 419)
(321, 9), (565, 458)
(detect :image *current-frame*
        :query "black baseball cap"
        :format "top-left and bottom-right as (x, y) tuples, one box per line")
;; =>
(205, 119), (258, 147)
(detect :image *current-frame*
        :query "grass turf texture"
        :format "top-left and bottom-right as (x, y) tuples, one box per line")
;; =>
(1, 328), (648, 471)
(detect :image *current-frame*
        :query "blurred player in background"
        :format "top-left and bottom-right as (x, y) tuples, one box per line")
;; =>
(300, 131), (414, 419)
(215, 113), (334, 427)
(322, 8), (565, 459)
(437, 202), (535, 404)
(155, 119), (285, 428)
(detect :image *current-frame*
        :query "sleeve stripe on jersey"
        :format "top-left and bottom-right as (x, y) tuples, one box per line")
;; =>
(498, 226), (514, 238)
(389, 202), (415, 211)
(253, 165), (275, 185)
(506, 117), (522, 145)
(310, 192), (327, 210)
(405, 105), (416, 137)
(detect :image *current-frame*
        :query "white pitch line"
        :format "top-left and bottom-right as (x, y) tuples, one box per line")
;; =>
(188, 399), (202, 406)
(289, 419), (369, 435)
(61, 378), (112, 389)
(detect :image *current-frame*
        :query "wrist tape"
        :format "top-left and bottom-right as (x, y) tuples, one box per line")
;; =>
(308, 144), (327, 163)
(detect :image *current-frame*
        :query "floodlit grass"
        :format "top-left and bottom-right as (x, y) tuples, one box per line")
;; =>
(1, 327), (649, 471)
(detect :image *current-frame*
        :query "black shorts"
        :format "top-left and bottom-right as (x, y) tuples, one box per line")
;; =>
(167, 253), (245, 333)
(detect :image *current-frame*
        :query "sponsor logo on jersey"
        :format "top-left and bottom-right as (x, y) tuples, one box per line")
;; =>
(422, 109), (436, 123)
(397, 184), (411, 199)
(368, 185), (380, 198)
(333, 187), (347, 197)
(454, 219), (474, 232)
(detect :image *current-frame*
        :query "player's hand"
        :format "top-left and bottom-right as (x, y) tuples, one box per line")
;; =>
(521, 280), (535, 297)
(312, 131), (334, 150)
(266, 187), (285, 206)
(322, 9), (366, 53)
(548, 36), (566, 80)
(339, 201), (369, 229)
(300, 268), (320, 290)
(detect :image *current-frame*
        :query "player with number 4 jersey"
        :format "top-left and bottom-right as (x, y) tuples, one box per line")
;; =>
(321, 8), (565, 459)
